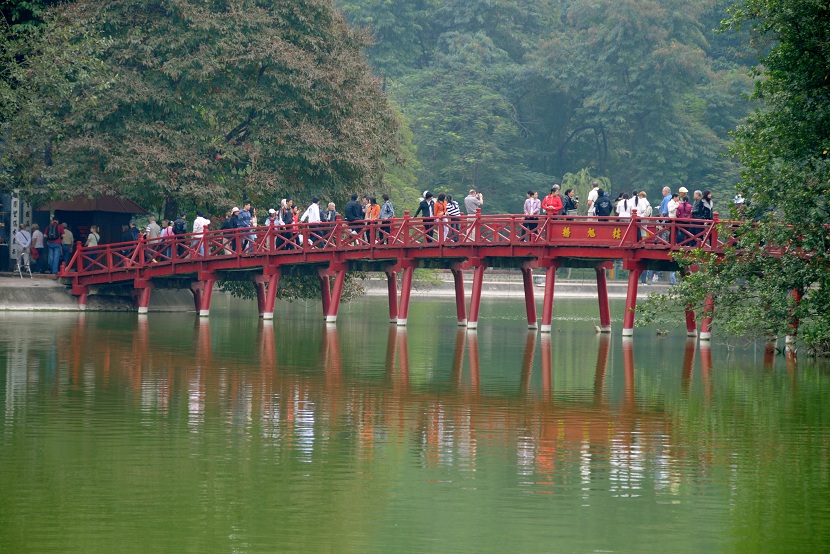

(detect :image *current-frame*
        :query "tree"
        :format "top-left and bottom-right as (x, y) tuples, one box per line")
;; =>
(3, 0), (400, 218)
(524, 0), (752, 194)
(641, 0), (830, 354)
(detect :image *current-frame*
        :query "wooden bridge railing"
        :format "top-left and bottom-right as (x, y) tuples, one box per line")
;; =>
(61, 212), (732, 280)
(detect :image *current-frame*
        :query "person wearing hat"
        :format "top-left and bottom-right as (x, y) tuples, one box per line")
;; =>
(677, 186), (689, 201)
(61, 222), (75, 266)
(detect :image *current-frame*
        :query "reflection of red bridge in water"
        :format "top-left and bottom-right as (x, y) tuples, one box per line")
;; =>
(62, 317), (730, 478)
(61, 211), (734, 337)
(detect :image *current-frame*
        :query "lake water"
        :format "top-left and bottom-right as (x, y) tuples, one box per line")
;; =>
(1, 296), (829, 552)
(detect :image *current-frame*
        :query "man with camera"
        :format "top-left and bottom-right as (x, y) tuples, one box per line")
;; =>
(464, 189), (483, 240)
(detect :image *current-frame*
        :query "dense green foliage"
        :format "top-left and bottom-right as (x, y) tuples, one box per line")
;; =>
(340, 0), (755, 212)
(640, 0), (830, 353)
(2, 0), (400, 218)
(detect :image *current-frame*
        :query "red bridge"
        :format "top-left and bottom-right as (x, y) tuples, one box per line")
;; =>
(60, 211), (732, 337)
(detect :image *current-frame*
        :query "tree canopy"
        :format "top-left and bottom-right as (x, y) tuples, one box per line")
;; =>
(2, 0), (400, 216)
(640, 0), (830, 353)
(340, 0), (754, 212)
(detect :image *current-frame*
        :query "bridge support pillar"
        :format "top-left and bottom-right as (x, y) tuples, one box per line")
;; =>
(622, 261), (645, 336)
(522, 266), (537, 329)
(595, 262), (612, 333)
(685, 306), (697, 337)
(72, 284), (89, 311)
(385, 269), (399, 324)
(700, 294), (715, 340)
(255, 268), (281, 320)
(467, 261), (486, 330)
(451, 263), (467, 326)
(190, 272), (216, 317)
(320, 263), (347, 323)
(786, 288), (803, 347)
(540, 260), (560, 333)
(320, 275), (332, 317)
(132, 280), (154, 314)
(397, 263), (415, 326)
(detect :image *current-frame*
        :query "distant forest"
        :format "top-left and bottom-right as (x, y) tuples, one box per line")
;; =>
(339, 0), (757, 212)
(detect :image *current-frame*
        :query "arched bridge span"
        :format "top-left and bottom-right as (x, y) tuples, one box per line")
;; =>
(60, 211), (733, 337)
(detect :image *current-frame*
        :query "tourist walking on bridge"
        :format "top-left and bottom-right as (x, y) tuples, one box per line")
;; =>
(464, 189), (482, 240)
(594, 189), (613, 220)
(415, 191), (435, 243)
(587, 181), (600, 216)
(31, 224), (44, 273)
(61, 223), (74, 266)
(192, 210), (211, 256)
(522, 190), (540, 240)
(445, 194), (460, 242)
(541, 185), (562, 217)
(300, 197), (322, 246)
(14, 223), (31, 272)
(379, 194), (394, 243)
(45, 218), (64, 274)
(434, 193), (448, 241)
(321, 202), (338, 223)
(563, 189), (579, 216)
(616, 193), (633, 219)
(84, 225), (100, 269)
(344, 194), (363, 237)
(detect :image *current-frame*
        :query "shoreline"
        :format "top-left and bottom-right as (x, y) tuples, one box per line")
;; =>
(0, 271), (672, 312)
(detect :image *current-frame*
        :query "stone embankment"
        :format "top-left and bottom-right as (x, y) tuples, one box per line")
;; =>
(0, 270), (673, 312)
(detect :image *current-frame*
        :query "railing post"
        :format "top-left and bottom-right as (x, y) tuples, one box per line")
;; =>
(74, 240), (83, 274)
(628, 208), (639, 245)
(402, 210), (411, 248)
(711, 211), (719, 248)
(134, 234), (146, 266)
(475, 208), (482, 244)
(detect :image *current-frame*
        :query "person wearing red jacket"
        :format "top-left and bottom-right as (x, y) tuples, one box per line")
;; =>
(541, 184), (564, 216)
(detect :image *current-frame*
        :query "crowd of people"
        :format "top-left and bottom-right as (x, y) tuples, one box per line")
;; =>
(12, 217), (78, 274)
(15, 183), (729, 273)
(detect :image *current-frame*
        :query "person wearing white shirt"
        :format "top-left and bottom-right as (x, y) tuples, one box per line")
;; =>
(300, 197), (322, 246)
(667, 193), (679, 218)
(192, 210), (211, 255)
(300, 198), (322, 223)
(14, 223), (32, 270)
(587, 181), (600, 215)
(616, 194), (633, 218)
(522, 190), (541, 240)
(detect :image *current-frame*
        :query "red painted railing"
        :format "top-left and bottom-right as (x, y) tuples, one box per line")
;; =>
(61, 212), (734, 283)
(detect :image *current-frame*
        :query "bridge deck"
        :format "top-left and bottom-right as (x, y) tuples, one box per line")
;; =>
(59, 213), (733, 336)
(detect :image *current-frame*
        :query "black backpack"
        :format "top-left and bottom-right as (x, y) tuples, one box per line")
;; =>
(595, 196), (612, 216)
(47, 224), (60, 240)
(173, 218), (187, 235)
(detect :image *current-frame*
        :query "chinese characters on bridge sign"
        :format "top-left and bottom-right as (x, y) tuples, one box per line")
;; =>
(561, 227), (621, 239)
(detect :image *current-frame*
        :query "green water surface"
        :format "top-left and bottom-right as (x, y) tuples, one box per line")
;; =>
(1, 296), (829, 552)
